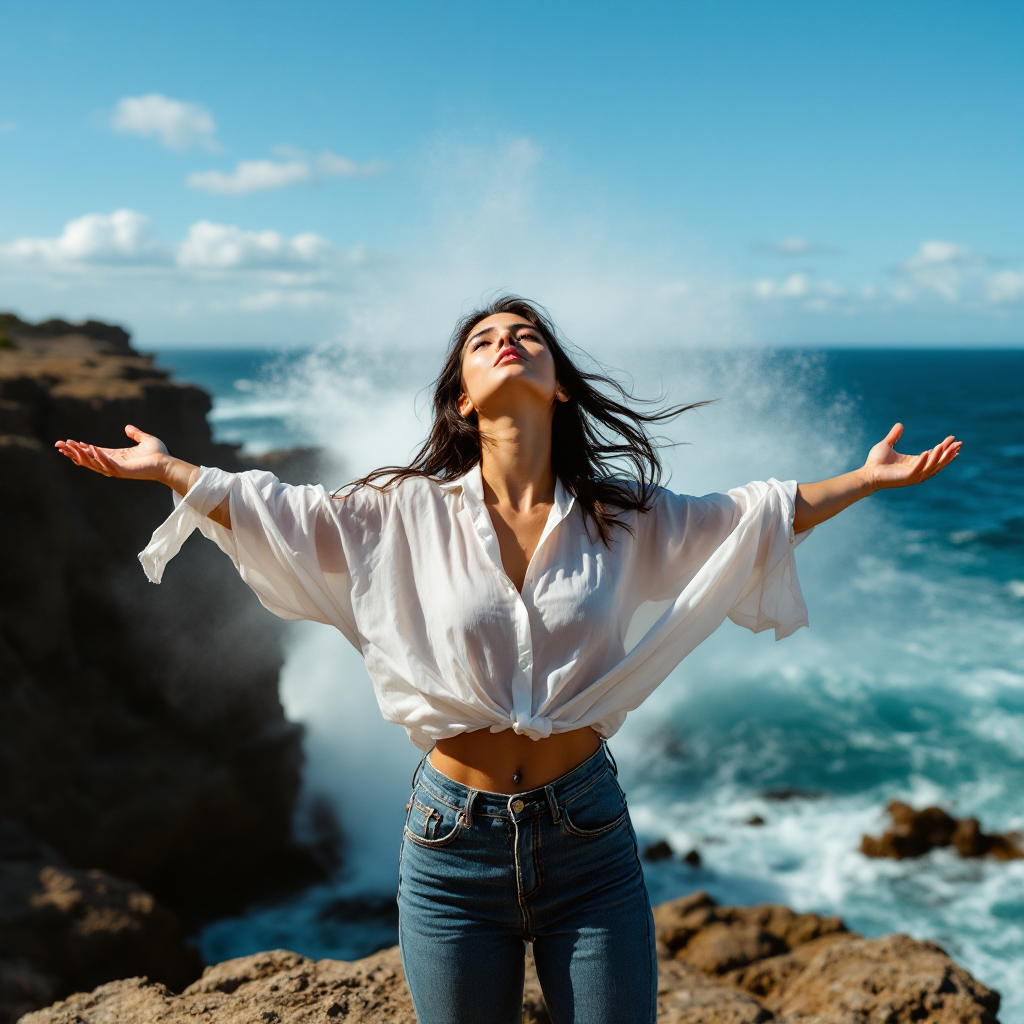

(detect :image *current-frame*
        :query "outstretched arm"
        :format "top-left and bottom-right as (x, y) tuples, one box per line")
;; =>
(54, 425), (232, 528)
(793, 423), (960, 534)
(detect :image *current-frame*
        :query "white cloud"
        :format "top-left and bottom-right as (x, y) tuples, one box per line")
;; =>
(187, 150), (385, 196)
(188, 160), (310, 196)
(987, 270), (1024, 304)
(3, 209), (170, 265)
(754, 237), (840, 257)
(239, 289), (332, 311)
(177, 221), (333, 269)
(753, 273), (844, 301)
(892, 240), (985, 302)
(0, 210), (333, 275)
(111, 94), (218, 152)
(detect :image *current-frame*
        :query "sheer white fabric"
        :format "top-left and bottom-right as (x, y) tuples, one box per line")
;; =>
(139, 465), (811, 750)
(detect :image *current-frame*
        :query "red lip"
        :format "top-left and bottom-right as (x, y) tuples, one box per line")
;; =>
(495, 349), (523, 366)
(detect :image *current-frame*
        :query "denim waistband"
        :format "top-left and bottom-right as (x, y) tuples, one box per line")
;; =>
(413, 740), (617, 826)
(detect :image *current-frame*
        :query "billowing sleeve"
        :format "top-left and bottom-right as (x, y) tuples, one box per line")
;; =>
(138, 466), (362, 647)
(635, 478), (812, 641)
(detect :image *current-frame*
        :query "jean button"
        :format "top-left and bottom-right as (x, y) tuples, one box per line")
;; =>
(512, 799), (525, 813)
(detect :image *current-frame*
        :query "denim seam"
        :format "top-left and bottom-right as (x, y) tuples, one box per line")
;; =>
(414, 785), (536, 821)
(558, 769), (609, 807)
(517, 817), (543, 902)
(403, 818), (464, 848)
(414, 778), (467, 812)
(510, 815), (538, 933)
(626, 819), (658, 1024)
(560, 806), (630, 839)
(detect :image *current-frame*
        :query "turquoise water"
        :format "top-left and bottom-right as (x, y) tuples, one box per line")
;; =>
(158, 346), (1024, 1018)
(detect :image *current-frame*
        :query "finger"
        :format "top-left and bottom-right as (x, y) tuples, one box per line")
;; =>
(920, 447), (943, 477)
(65, 441), (103, 473)
(907, 450), (930, 480)
(928, 441), (962, 477)
(90, 445), (123, 476)
(883, 423), (904, 448)
(124, 424), (145, 442)
(922, 439), (956, 478)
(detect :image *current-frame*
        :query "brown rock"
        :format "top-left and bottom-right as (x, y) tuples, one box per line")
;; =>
(653, 890), (719, 956)
(21, 947), (417, 1024)
(862, 801), (1023, 861)
(768, 933), (1000, 1024)
(0, 816), (201, 1023)
(657, 958), (771, 1024)
(654, 891), (847, 973)
(0, 314), (328, 924)
(18, 896), (1002, 1024)
(644, 840), (674, 862)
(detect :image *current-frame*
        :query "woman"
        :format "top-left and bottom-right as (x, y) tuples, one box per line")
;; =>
(56, 297), (960, 1024)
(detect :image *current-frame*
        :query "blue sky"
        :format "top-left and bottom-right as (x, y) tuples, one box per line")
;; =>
(0, 0), (1021, 349)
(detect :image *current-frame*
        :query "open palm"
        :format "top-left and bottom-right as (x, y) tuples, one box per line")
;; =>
(55, 425), (169, 480)
(864, 423), (961, 489)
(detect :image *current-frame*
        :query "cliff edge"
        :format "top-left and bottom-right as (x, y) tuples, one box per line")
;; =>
(0, 315), (323, 1014)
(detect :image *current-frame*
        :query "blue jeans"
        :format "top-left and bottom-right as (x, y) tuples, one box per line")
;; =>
(397, 742), (657, 1024)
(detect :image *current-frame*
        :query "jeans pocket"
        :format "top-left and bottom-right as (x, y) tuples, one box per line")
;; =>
(404, 785), (464, 848)
(560, 770), (629, 838)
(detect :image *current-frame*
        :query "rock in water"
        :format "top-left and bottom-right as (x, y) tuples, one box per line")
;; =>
(862, 800), (1023, 860)
(0, 314), (325, 920)
(20, 894), (1002, 1023)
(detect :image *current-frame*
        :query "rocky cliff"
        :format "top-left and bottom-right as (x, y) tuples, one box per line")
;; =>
(0, 315), (325, 1015)
(21, 891), (1002, 1023)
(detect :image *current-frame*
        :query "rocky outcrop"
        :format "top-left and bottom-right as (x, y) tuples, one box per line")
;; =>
(0, 314), (325, 919)
(21, 892), (1001, 1023)
(861, 801), (1023, 861)
(655, 891), (999, 1022)
(0, 819), (201, 1024)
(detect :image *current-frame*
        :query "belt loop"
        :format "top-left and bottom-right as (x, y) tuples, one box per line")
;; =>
(602, 739), (619, 776)
(544, 784), (561, 825)
(462, 789), (478, 829)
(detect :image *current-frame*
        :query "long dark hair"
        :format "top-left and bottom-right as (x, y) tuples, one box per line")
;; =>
(353, 296), (707, 544)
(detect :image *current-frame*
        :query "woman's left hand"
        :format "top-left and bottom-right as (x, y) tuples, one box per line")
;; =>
(794, 423), (962, 532)
(862, 423), (962, 490)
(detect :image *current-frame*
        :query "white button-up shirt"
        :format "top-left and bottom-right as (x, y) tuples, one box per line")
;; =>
(140, 465), (811, 750)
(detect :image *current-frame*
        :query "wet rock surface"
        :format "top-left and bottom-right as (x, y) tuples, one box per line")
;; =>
(21, 892), (1002, 1023)
(861, 800), (1023, 861)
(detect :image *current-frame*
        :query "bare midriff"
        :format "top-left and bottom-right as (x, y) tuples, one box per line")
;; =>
(430, 726), (603, 794)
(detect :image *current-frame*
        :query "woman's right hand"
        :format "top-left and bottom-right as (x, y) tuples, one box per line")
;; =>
(55, 425), (170, 482)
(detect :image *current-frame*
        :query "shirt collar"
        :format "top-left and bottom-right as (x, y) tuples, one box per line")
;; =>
(440, 464), (575, 523)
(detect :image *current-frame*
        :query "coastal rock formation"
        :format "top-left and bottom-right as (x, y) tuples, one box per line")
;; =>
(21, 892), (1001, 1023)
(861, 801), (1023, 861)
(0, 315), (323, 916)
(0, 819), (200, 1024)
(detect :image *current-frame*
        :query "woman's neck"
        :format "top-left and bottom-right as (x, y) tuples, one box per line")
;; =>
(477, 411), (556, 510)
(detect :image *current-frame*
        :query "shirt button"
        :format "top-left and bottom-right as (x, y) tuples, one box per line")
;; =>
(512, 799), (525, 813)
(519, 654), (529, 669)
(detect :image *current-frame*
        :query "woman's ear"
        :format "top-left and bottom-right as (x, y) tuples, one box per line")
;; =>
(457, 392), (475, 418)
(555, 384), (570, 403)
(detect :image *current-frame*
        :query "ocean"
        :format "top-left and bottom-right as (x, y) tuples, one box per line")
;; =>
(155, 345), (1024, 1019)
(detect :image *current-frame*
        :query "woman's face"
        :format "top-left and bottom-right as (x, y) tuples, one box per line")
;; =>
(458, 312), (564, 419)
